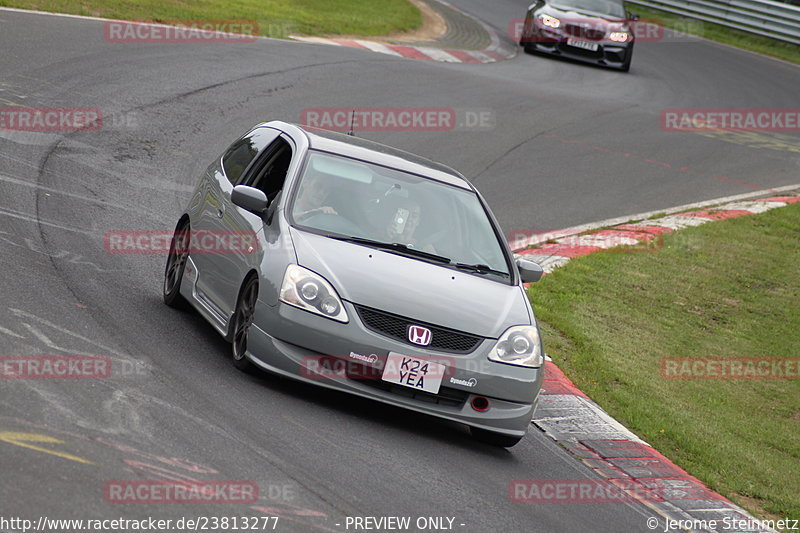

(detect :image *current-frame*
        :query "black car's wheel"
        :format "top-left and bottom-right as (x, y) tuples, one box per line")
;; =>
(470, 427), (524, 448)
(163, 220), (190, 309)
(520, 33), (536, 54)
(231, 276), (259, 373)
(620, 45), (633, 72)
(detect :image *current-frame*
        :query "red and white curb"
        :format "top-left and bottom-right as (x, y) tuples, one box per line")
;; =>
(535, 361), (777, 532)
(525, 191), (800, 532)
(289, 0), (516, 64)
(514, 193), (800, 272)
(289, 35), (515, 63)
(0, 6), (515, 64)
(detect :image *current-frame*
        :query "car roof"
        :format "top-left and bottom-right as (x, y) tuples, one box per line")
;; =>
(264, 121), (474, 190)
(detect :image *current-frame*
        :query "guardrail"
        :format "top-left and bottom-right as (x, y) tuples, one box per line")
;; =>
(626, 0), (800, 45)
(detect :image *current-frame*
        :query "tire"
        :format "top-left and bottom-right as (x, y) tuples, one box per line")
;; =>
(520, 34), (535, 54)
(620, 46), (633, 72)
(470, 427), (524, 448)
(520, 16), (535, 53)
(163, 220), (190, 309)
(230, 276), (259, 373)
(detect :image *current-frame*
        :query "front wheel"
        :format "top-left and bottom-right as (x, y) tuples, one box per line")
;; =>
(163, 220), (189, 309)
(231, 276), (259, 373)
(470, 427), (524, 448)
(619, 46), (633, 72)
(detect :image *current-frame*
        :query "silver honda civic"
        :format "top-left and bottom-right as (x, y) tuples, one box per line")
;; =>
(164, 121), (545, 447)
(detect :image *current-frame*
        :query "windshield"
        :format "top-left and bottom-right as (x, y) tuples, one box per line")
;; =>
(290, 150), (510, 279)
(550, 0), (627, 18)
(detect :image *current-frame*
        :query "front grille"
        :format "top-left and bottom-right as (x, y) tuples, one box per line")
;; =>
(565, 24), (605, 41)
(354, 304), (483, 354)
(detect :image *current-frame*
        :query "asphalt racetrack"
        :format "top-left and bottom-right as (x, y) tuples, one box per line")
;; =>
(1, 2), (798, 532)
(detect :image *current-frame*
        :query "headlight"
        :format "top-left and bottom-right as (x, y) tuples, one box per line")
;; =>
(279, 264), (348, 323)
(488, 325), (544, 368)
(538, 14), (561, 28)
(609, 31), (630, 42)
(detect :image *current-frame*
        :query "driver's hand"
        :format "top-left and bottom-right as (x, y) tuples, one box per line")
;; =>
(318, 206), (337, 215)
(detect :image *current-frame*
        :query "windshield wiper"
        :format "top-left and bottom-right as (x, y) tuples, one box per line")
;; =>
(453, 263), (509, 277)
(329, 235), (451, 264)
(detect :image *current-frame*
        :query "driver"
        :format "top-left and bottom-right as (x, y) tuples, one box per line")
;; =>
(294, 171), (338, 219)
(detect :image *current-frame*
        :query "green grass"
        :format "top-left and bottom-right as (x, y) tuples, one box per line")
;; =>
(628, 3), (800, 65)
(528, 202), (800, 521)
(0, 0), (422, 37)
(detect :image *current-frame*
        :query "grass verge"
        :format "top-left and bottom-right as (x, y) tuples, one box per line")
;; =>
(628, 3), (800, 65)
(0, 0), (422, 37)
(528, 202), (800, 521)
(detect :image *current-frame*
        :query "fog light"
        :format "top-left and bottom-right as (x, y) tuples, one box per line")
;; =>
(471, 396), (490, 412)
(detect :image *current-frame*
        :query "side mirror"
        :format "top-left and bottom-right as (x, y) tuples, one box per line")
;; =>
(628, 11), (640, 20)
(517, 258), (544, 283)
(231, 185), (268, 216)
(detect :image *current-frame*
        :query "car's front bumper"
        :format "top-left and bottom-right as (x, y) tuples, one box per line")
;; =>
(530, 39), (633, 68)
(246, 300), (543, 436)
(522, 25), (633, 68)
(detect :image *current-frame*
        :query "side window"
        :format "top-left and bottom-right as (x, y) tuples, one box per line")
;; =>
(245, 137), (293, 204)
(221, 128), (281, 185)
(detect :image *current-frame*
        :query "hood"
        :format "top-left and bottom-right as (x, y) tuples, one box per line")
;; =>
(289, 228), (531, 338)
(546, 5), (628, 26)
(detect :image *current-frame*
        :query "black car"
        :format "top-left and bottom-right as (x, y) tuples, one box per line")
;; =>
(520, 0), (636, 71)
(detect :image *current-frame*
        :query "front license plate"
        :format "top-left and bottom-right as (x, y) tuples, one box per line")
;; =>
(567, 39), (599, 51)
(382, 352), (445, 394)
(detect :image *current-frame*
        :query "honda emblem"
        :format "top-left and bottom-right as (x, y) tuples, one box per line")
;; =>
(407, 325), (432, 346)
